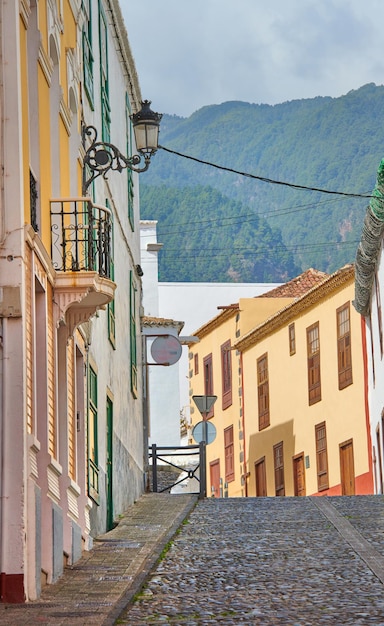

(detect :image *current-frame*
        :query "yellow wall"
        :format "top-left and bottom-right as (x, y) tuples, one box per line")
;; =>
(241, 278), (371, 497)
(189, 311), (245, 497)
(239, 297), (294, 335)
(190, 275), (373, 498)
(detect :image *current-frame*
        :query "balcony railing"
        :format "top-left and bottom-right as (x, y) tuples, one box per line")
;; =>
(50, 197), (112, 277)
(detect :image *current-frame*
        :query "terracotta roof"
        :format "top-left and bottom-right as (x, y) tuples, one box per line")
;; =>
(257, 268), (329, 299)
(235, 265), (354, 352)
(141, 316), (184, 331)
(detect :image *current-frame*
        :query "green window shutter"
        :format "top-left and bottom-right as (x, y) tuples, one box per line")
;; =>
(106, 200), (116, 347)
(88, 366), (100, 503)
(99, 4), (110, 142)
(125, 94), (135, 230)
(130, 271), (138, 397)
(82, 0), (94, 108)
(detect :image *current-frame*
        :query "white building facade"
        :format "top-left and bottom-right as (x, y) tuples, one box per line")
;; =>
(354, 157), (384, 494)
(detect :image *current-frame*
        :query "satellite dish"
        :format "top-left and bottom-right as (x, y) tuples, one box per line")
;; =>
(150, 335), (182, 365)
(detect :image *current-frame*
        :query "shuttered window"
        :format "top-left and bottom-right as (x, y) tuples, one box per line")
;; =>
(203, 353), (214, 418)
(88, 366), (99, 502)
(289, 323), (296, 355)
(224, 426), (234, 482)
(273, 442), (285, 496)
(337, 302), (352, 389)
(307, 322), (321, 405)
(130, 271), (138, 397)
(125, 93), (135, 230)
(99, 3), (110, 142)
(315, 422), (329, 492)
(194, 353), (199, 375)
(257, 353), (270, 430)
(375, 277), (383, 358)
(221, 340), (232, 410)
(82, 0), (94, 107)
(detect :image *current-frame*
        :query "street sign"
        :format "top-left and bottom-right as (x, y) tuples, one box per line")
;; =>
(150, 334), (182, 365)
(192, 420), (217, 445)
(192, 395), (217, 415)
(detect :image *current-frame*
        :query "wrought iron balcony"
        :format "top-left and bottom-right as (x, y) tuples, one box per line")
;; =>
(50, 197), (112, 276)
(50, 197), (116, 338)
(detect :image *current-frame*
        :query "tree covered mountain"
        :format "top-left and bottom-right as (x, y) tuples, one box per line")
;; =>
(140, 83), (384, 282)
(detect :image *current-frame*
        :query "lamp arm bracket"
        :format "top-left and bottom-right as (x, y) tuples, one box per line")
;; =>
(82, 125), (149, 194)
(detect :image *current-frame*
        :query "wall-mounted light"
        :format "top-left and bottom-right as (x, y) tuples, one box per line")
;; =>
(82, 100), (162, 194)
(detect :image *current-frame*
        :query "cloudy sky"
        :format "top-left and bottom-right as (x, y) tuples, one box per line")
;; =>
(121, 0), (384, 118)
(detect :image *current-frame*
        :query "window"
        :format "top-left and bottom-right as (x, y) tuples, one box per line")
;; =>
(125, 93), (135, 230)
(107, 209), (115, 347)
(307, 322), (321, 405)
(99, 4), (110, 141)
(315, 422), (328, 492)
(82, 0), (94, 107)
(289, 323), (296, 355)
(221, 340), (232, 410)
(375, 277), (383, 358)
(88, 366), (99, 502)
(224, 426), (234, 482)
(257, 353), (269, 430)
(203, 353), (214, 418)
(337, 302), (352, 389)
(130, 271), (138, 397)
(273, 442), (285, 496)
(194, 353), (199, 375)
(30, 170), (39, 232)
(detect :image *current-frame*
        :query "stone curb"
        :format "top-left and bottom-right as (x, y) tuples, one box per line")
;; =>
(102, 494), (198, 625)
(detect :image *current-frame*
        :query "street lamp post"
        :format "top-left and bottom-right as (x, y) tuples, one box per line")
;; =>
(82, 100), (162, 194)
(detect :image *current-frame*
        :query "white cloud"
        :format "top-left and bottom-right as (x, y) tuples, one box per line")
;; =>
(121, 0), (384, 117)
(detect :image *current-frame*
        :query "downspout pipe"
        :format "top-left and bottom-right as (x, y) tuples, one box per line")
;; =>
(240, 351), (248, 497)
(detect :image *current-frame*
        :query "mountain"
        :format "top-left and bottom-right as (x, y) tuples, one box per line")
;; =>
(140, 83), (384, 282)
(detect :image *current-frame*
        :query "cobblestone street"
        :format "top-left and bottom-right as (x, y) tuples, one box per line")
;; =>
(118, 496), (384, 625)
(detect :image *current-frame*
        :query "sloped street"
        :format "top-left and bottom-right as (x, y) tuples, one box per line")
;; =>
(119, 496), (384, 625)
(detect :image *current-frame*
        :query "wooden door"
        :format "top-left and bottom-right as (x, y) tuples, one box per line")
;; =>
(210, 459), (221, 497)
(339, 439), (355, 495)
(293, 453), (306, 496)
(255, 457), (267, 496)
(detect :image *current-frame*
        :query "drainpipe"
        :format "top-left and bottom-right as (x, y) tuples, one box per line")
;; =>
(361, 315), (374, 492)
(240, 351), (248, 497)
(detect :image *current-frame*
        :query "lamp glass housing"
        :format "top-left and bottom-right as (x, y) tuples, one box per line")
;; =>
(133, 121), (160, 155)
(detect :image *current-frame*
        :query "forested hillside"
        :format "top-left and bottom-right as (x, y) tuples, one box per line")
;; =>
(140, 83), (384, 282)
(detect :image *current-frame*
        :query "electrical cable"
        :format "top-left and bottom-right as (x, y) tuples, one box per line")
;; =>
(159, 145), (379, 200)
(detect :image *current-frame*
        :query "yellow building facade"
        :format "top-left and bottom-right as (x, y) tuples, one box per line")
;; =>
(189, 267), (373, 500)
(1, 0), (148, 602)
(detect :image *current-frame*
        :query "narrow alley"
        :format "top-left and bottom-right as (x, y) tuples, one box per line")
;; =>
(2, 494), (384, 625)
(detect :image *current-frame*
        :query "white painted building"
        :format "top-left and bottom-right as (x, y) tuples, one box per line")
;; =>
(140, 221), (282, 442)
(354, 157), (384, 494)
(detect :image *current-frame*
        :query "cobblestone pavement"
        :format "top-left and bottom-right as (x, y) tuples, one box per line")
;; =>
(0, 494), (197, 626)
(117, 496), (384, 626)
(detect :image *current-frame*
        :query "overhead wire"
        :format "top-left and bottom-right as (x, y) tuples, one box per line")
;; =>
(159, 145), (376, 199)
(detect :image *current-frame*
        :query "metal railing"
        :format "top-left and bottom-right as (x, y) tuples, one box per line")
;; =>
(50, 197), (112, 277)
(149, 443), (206, 499)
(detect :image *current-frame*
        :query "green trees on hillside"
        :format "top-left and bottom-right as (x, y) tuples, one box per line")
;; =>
(142, 84), (384, 281)
(140, 185), (300, 282)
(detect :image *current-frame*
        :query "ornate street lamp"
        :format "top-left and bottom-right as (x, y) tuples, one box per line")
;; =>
(82, 100), (162, 194)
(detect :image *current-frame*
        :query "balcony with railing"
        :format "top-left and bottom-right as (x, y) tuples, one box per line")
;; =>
(50, 197), (116, 337)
